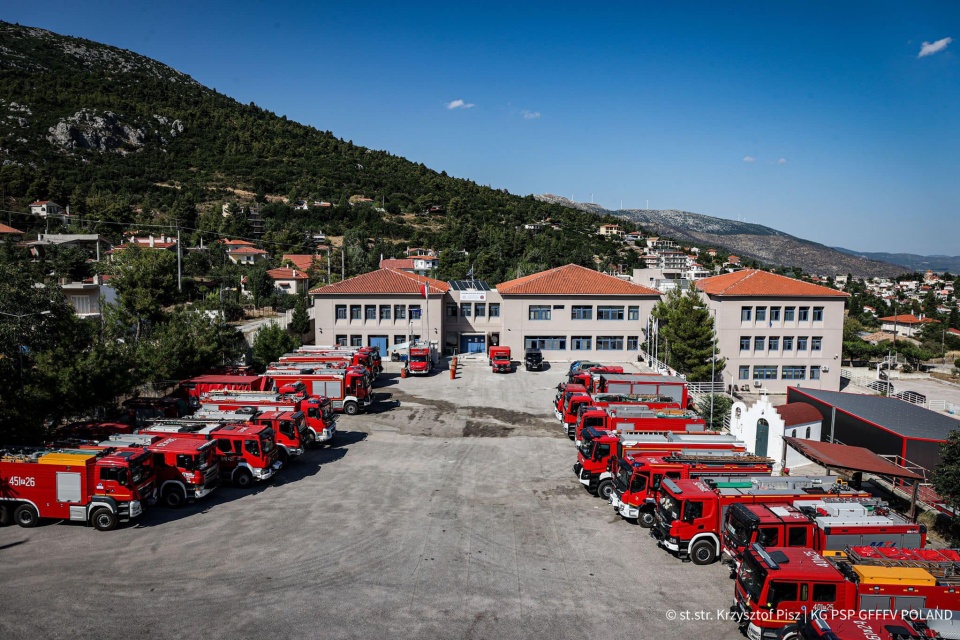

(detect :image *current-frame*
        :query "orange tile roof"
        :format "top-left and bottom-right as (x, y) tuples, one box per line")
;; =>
(878, 314), (937, 325)
(696, 269), (848, 298)
(379, 258), (416, 270)
(267, 268), (309, 280)
(496, 264), (661, 296)
(222, 239), (256, 246)
(0, 223), (23, 234)
(282, 254), (321, 271)
(775, 403), (822, 427)
(227, 246), (268, 255)
(310, 268), (450, 295)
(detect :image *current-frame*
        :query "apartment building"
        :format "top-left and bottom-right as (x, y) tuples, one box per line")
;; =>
(696, 269), (848, 394)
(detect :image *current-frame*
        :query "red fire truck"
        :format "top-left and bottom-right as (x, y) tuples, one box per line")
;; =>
(608, 451), (773, 523)
(106, 434), (220, 507)
(190, 408), (306, 464)
(297, 345), (382, 374)
(489, 346), (512, 373)
(720, 500), (927, 571)
(571, 404), (702, 441)
(596, 373), (690, 406)
(407, 345), (434, 375)
(264, 365), (372, 415)
(277, 352), (377, 384)
(200, 391), (337, 445)
(0, 448), (156, 530)
(179, 374), (272, 407)
(652, 476), (873, 565)
(776, 609), (949, 640)
(733, 545), (960, 640)
(138, 422), (280, 487)
(567, 366), (625, 390)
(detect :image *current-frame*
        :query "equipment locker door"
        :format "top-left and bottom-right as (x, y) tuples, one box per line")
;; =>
(57, 472), (83, 503)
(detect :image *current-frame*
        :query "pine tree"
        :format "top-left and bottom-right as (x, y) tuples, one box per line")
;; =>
(290, 295), (310, 337)
(651, 286), (725, 382)
(932, 431), (960, 513)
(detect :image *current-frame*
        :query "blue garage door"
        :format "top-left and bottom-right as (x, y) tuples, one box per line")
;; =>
(368, 335), (388, 352)
(460, 335), (486, 354)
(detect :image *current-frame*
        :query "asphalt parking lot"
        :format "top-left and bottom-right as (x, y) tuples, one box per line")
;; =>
(0, 357), (745, 640)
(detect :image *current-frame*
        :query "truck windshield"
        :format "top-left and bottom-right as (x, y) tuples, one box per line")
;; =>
(577, 439), (594, 461)
(658, 493), (682, 524)
(725, 511), (754, 549)
(277, 420), (296, 438)
(613, 460), (633, 493)
(261, 432), (275, 454)
(410, 355), (427, 362)
(129, 461), (149, 484)
(738, 553), (767, 603)
(176, 454), (197, 471)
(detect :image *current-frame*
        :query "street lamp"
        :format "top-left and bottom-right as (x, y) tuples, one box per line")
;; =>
(710, 308), (718, 430)
(0, 310), (51, 394)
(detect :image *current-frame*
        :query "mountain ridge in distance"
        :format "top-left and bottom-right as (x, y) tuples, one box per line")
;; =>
(831, 247), (960, 274)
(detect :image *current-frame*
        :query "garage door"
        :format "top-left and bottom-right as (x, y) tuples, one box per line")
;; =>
(368, 336), (388, 352)
(460, 335), (486, 354)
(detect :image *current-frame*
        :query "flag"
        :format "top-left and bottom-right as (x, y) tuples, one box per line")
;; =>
(466, 266), (474, 279)
(420, 283), (428, 299)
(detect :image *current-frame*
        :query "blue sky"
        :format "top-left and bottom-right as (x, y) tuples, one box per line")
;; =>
(5, 1), (959, 255)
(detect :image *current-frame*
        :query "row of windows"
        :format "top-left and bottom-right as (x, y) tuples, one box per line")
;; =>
(739, 336), (823, 352)
(446, 303), (501, 319)
(335, 304), (424, 321)
(529, 305), (641, 321)
(335, 334), (421, 348)
(741, 306), (824, 323)
(738, 365), (823, 381)
(523, 335), (641, 351)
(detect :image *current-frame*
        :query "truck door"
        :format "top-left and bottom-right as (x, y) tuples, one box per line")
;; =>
(757, 526), (781, 547)
(57, 472), (82, 503)
(787, 526), (809, 548)
(766, 581), (800, 610)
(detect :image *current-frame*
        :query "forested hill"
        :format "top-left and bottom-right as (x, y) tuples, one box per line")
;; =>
(0, 21), (634, 283)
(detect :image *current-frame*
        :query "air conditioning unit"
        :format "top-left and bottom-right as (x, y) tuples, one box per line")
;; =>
(821, 366), (830, 373)
(754, 380), (762, 388)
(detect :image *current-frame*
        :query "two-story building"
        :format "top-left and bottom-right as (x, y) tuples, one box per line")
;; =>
(29, 200), (64, 218)
(696, 269), (848, 394)
(878, 314), (937, 339)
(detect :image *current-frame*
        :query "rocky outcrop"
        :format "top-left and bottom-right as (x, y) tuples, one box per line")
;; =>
(46, 109), (183, 155)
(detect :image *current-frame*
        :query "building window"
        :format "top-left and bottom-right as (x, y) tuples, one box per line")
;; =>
(739, 366), (750, 380)
(597, 336), (624, 350)
(380, 306), (391, 320)
(446, 304), (457, 317)
(741, 307), (752, 322)
(409, 305), (421, 319)
(755, 307), (766, 322)
(489, 303), (500, 318)
(784, 307), (795, 322)
(753, 366), (778, 380)
(768, 336), (780, 351)
(810, 365), (821, 380)
(528, 305), (551, 320)
(754, 337), (765, 351)
(461, 304), (472, 317)
(336, 335), (348, 346)
(813, 307), (824, 322)
(798, 307), (809, 322)
(782, 366), (806, 380)
(335, 305), (347, 320)
(571, 305), (593, 320)
(350, 305), (361, 320)
(627, 336), (639, 350)
(475, 303), (486, 317)
(783, 336), (794, 351)
(394, 335), (406, 345)
(770, 307), (781, 322)
(628, 306), (640, 321)
(365, 305), (376, 320)
(806, 426), (811, 438)
(572, 336), (592, 350)
(797, 337), (808, 351)
(350, 335), (362, 347)
(525, 336), (566, 350)
(597, 306), (625, 320)
(812, 337), (822, 351)
(395, 305), (406, 320)
(553, 304), (564, 310)
(740, 336), (751, 351)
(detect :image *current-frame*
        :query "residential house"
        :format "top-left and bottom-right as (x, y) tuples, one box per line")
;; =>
(878, 314), (937, 339)
(26, 234), (110, 262)
(61, 275), (117, 319)
(0, 223), (24, 240)
(696, 269), (848, 395)
(29, 200), (64, 218)
(267, 268), (310, 296)
(222, 239), (268, 265)
(379, 254), (438, 277)
(282, 254), (323, 273)
(598, 224), (624, 238)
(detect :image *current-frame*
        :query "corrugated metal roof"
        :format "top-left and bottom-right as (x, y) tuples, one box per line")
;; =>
(790, 387), (959, 441)
(775, 403), (823, 427)
(783, 437), (924, 480)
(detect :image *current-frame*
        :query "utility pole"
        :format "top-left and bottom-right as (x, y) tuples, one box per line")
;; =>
(326, 246), (331, 285)
(176, 225), (182, 292)
(341, 246), (345, 281)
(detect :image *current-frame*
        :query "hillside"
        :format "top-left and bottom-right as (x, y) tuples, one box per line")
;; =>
(832, 248), (960, 274)
(536, 195), (907, 278)
(0, 22), (631, 284)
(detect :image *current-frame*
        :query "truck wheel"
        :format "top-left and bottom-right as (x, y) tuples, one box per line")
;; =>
(91, 508), (118, 532)
(163, 488), (186, 508)
(0, 504), (11, 526)
(638, 509), (656, 528)
(234, 469), (254, 488)
(691, 541), (717, 565)
(596, 480), (614, 501)
(302, 431), (316, 448)
(13, 504), (39, 528)
(777, 626), (800, 640)
(343, 401), (359, 416)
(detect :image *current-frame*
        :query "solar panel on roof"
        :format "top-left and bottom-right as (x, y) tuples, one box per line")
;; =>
(447, 280), (491, 291)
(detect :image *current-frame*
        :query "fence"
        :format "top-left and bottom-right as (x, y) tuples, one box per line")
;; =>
(841, 368), (960, 416)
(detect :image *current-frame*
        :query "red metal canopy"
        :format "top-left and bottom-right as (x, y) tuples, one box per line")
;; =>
(783, 437), (923, 480)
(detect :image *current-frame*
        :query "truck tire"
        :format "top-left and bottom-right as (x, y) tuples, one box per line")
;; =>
(302, 430), (316, 448)
(343, 401), (359, 416)
(13, 503), (39, 528)
(0, 503), (11, 526)
(638, 509), (656, 528)
(163, 487), (186, 508)
(691, 540), (717, 565)
(91, 507), (118, 532)
(596, 479), (614, 501)
(234, 468), (254, 488)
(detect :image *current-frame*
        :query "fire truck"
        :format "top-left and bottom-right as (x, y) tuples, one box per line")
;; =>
(0, 448), (155, 531)
(775, 608), (948, 640)
(608, 450), (773, 523)
(190, 407), (306, 464)
(489, 346), (512, 373)
(554, 384), (588, 421)
(733, 545), (960, 640)
(567, 366), (624, 389)
(179, 374), (272, 407)
(106, 434), (220, 507)
(407, 345), (435, 375)
(297, 345), (382, 374)
(576, 429), (746, 497)
(652, 476), (873, 565)
(571, 404), (702, 441)
(595, 373), (690, 407)
(277, 351), (378, 384)
(721, 500), (927, 572)
(264, 365), (372, 415)
(200, 390), (337, 445)
(138, 422), (280, 487)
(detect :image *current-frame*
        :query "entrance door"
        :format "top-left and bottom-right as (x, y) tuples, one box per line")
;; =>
(460, 335), (486, 354)
(755, 418), (770, 457)
(368, 336), (388, 353)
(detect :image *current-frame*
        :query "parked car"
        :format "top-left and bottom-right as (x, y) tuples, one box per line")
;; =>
(524, 348), (544, 371)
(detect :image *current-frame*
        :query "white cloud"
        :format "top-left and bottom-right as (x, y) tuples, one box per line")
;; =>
(521, 109), (541, 120)
(918, 37), (952, 57)
(777, 158), (787, 165)
(445, 99), (475, 110)
(742, 155), (756, 163)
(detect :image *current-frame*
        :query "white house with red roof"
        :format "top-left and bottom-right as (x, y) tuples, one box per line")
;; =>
(878, 314), (937, 339)
(267, 268), (310, 296)
(696, 269), (849, 394)
(222, 239), (268, 265)
(28, 200), (64, 218)
(728, 396), (823, 473)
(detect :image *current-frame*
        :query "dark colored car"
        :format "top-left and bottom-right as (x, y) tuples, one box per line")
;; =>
(524, 348), (544, 371)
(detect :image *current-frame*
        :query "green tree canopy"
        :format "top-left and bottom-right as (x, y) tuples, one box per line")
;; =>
(252, 322), (299, 370)
(651, 287), (725, 382)
(932, 431), (960, 513)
